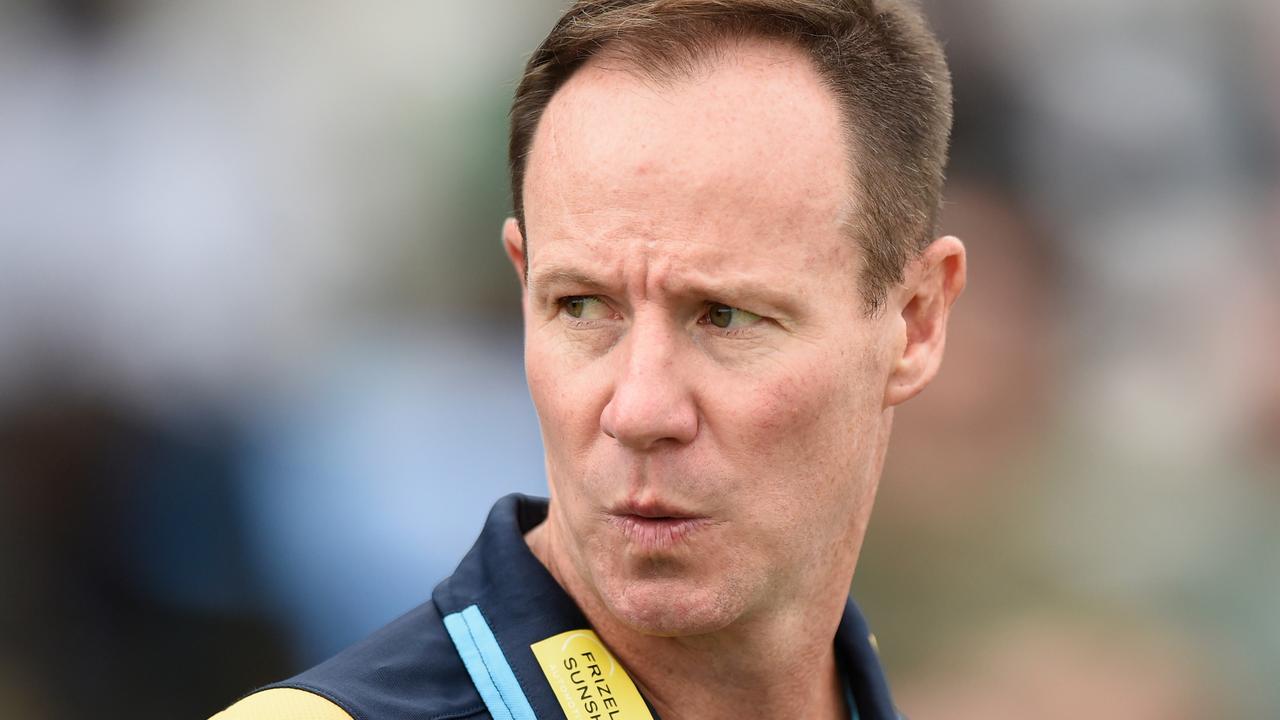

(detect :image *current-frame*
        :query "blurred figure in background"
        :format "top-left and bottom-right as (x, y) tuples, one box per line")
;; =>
(0, 0), (555, 715)
(0, 0), (1275, 717)
(858, 0), (1280, 716)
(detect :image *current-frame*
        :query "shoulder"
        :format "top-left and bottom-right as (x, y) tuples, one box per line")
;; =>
(210, 599), (490, 720)
(210, 687), (353, 720)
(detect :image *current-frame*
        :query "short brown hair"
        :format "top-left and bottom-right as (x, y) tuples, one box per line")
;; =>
(509, 0), (952, 312)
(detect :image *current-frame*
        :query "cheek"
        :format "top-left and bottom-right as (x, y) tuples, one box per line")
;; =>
(527, 329), (595, 420)
(709, 342), (883, 517)
(525, 336), (610, 472)
(735, 349), (875, 453)
(524, 344), (564, 424)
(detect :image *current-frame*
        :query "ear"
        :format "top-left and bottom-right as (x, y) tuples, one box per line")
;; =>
(502, 217), (528, 291)
(884, 235), (967, 407)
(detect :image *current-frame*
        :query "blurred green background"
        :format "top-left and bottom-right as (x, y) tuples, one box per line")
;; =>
(0, 1), (1276, 718)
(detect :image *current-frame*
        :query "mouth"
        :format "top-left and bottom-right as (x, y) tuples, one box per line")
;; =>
(607, 500), (713, 551)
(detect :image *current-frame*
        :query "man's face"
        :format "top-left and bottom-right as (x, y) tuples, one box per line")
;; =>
(514, 39), (903, 636)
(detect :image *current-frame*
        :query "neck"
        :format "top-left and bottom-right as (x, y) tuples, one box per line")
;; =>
(525, 522), (854, 720)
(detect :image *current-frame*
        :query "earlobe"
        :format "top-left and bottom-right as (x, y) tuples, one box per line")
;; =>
(884, 236), (967, 408)
(502, 217), (528, 290)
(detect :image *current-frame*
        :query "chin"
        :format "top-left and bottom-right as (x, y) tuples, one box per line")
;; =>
(597, 572), (748, 637)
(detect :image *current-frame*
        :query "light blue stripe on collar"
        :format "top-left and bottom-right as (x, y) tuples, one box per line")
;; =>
(443, 604), (538, 720)
(446, 598), (870, 720)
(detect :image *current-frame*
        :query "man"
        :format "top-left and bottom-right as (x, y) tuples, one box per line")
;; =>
(213, 0), (964, 718)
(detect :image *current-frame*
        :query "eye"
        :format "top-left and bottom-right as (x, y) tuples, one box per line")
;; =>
(559, 296), (612, 321)
(702, 303), (763, 330)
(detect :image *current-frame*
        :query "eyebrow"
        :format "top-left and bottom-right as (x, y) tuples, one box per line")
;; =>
(528, 264), (800, 320)
(528, 268), (610, 299)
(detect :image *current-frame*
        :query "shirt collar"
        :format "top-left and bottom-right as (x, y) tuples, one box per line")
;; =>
(433, 493), (899, 720)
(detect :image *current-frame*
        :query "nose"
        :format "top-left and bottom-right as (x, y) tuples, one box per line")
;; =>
(599, 317), (699, 450)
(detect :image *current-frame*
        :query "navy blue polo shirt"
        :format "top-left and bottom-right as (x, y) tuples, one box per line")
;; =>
(211, 494), (901, 720)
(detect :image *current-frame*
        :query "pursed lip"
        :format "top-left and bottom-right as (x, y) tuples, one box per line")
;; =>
(606, 499), (713, 550)
(612, 497), (701, 520)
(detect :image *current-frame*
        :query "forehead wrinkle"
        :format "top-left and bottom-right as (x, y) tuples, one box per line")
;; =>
(524, 35), (861, 311)
(529, 236), (714, 303)
(532, 209), (846, 308)
(630, 238), (797, 308)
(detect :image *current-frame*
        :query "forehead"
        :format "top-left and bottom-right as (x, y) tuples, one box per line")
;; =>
(523, 37), (859, 287)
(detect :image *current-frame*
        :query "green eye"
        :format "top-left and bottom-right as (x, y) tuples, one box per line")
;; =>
(706, 303), (762, 330)
(561, 296), (610, 320)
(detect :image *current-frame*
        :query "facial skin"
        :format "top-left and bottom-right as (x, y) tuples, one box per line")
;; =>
(506, 36), (965, 657)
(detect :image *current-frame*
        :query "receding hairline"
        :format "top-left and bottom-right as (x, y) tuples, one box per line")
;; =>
(561, 25), (820, 85)
(532, 31), (859, 155)
(508, 0), (954, 314)
(520, 32), (869, 278)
